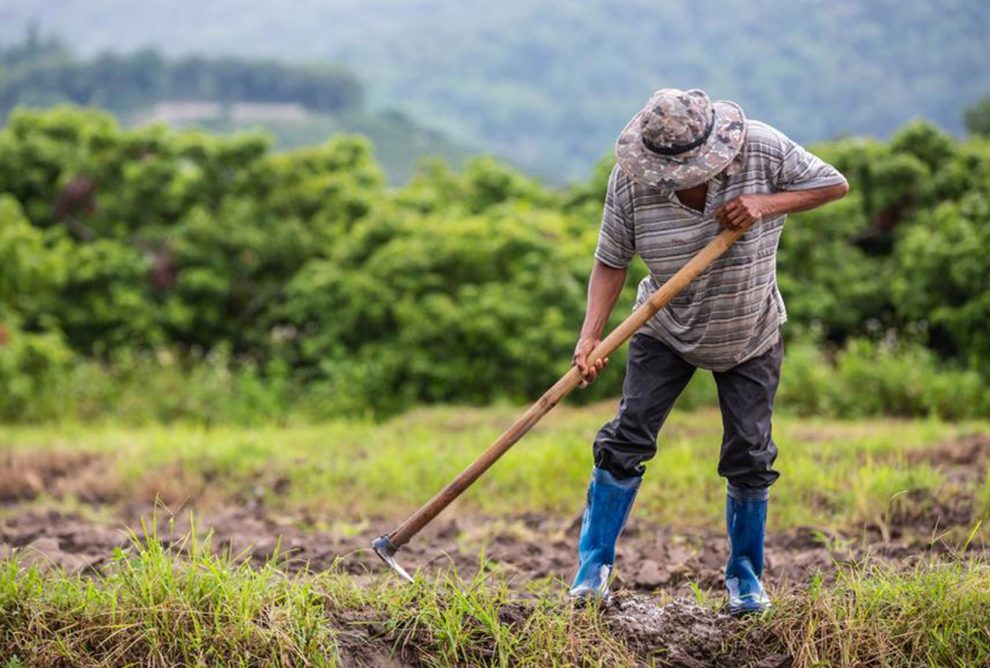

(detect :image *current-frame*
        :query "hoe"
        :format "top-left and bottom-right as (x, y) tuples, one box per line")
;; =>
(373, 225), (751, 582)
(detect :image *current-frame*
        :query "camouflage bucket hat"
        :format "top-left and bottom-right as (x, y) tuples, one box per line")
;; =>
(615, 88), (746, 190)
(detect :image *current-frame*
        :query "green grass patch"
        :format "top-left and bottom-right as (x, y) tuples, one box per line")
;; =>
(0, 525), (337, 666)
(0, 526), (630, 667)
(2, 526), (990, 667)
(770, 559), (990, 666)
(2, 404), (987, 532)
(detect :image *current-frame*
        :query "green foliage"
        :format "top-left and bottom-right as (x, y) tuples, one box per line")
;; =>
(778, 122), (990, 371)
(47, 348), (302, 425)
(0, 317), (74, 422)
(892, 193), (990, 371)
(888, 120), (958, 175)
(779, 337), (990, 421)
(0, 528), (339, 666)
(0, 194), (75, 420)
(965, 95), (990, 137)
(775, 194), (887, 339)
(0, 33), (363, 117)
(279, 207), (591, 413)
(0, 108), (988, 423)
(0, 194), (64, 306)
(769, 560), (990, 666)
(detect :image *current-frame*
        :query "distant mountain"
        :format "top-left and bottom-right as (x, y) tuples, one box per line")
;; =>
(2, 0), (988, 181)
(0, 32), (469, 182)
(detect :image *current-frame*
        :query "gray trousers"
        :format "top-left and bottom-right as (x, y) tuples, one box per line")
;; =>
(593, 332), (782, 492)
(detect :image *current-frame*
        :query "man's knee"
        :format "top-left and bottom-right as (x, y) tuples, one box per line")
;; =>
(592, 412), (659, 479)
(715, 339), (783, 491)
(591, 335), (694, 480)
(726, 470), (779, 492)
(719, 431), (779, 489)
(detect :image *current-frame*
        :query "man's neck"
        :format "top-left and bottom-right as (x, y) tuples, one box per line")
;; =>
(675, 183), (708, 213)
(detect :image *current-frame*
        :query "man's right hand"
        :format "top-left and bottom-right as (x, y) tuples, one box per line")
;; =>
(573, 337), (608, 388)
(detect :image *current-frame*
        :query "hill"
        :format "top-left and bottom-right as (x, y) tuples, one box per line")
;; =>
(1, 0), (988, 180)
(0, 31), (469, 182)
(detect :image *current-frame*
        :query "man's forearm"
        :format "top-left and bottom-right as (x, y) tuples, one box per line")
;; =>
(762, 182), (849, 216)
(715, 181), (849, 230)
(580, 261), (628, 339)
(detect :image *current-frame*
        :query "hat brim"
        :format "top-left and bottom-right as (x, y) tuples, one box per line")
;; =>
(615, 100), (746, 190)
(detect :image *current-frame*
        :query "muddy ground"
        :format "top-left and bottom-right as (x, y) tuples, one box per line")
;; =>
(0, 503), (972, 590)
(0, 505), (967, 668)
(2, 434), (989, 666)
(5, 433), (989, 587)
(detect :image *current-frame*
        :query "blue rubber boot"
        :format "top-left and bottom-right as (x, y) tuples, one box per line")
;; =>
(725, 488), (771, 615)
(569, 467), (641, 601)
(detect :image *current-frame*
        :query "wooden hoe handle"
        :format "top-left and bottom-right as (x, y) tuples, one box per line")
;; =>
(381, 225), (747, 550)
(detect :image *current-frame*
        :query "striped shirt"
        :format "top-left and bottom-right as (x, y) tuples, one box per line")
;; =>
(595, 120), (847, 371)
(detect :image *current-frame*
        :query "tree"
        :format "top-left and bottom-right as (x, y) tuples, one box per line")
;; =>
(964, 96), (990, 138)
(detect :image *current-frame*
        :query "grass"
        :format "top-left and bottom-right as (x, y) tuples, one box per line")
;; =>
(3, 404), (990, 665)
(0, 531), (337, 666)
(769, 560), (990, 666)
(2, 527), (990, 667)
(2, 403), (988, 533)
(0, 525), (629, 667)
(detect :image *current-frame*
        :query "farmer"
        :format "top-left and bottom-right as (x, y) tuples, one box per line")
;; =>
(570, 88), (848, 614)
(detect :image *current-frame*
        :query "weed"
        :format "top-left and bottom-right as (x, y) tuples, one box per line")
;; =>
(767, 559), (990, 666)
(4, 406), (986, 536)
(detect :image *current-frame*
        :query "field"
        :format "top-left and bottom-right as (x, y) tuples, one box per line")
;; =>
(2, 402), (990, 666)
(2, 6), (990, 666)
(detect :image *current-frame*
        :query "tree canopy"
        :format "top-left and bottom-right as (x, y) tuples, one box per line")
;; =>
(1, 108), (988, 421)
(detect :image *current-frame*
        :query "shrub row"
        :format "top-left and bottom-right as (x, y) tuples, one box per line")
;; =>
(1, 108), (988, 421)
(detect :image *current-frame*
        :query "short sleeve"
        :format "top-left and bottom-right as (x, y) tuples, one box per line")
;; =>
(594, 165), (636, 268)
(772, 129), (847, 192)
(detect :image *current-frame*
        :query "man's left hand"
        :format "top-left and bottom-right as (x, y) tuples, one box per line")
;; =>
(715, 195), (771, 230)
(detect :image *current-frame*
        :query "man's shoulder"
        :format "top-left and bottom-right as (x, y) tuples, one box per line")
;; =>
(608, 163), (642, 199)
(610, 162), (633, 186)
(744, 120), (794, 155)
(607, 163), (674, 221)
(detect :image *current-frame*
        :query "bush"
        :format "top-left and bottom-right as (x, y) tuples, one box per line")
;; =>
(1, 346), (323, 425)
(1, 108), (989, 423)
(892, 193), (990, 372)
(779, 336), (990, 420)
(0, 318), (75, 422)
(277, 206), (600, 414)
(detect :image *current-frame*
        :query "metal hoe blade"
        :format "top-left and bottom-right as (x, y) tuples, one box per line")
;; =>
(371, 535), (414, 583)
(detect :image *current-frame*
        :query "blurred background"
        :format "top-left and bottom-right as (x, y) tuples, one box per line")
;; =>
(1, 0), (989, 424)
(2, 0), (989, 182)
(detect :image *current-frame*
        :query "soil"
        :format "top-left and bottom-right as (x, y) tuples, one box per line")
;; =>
(2, 435), (989, 666)
(908, 432), (990, 485)
(0, 450), (119, 504)
(604, 594), (790, 668)
(4, 504), (962, 667)
(0, 503), (966, 587)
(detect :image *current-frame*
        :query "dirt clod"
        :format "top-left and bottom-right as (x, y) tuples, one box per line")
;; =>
(908, 433), (990, 485)
(0, 450), (117, 503)
(604, 593), (788, 667)
(634, 559), (669, 588)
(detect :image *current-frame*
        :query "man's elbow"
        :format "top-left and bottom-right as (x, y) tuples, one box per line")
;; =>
(832, 177), (850, 200)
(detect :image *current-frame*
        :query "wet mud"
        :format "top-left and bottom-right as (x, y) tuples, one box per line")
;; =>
(3, 435), (989, 666)
(0, 503), (976, 594)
